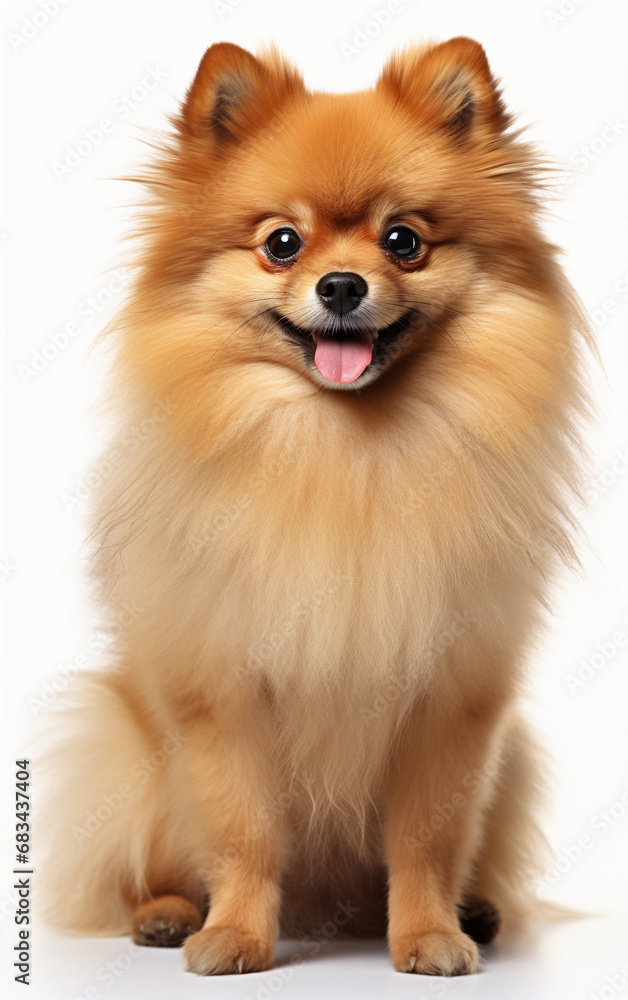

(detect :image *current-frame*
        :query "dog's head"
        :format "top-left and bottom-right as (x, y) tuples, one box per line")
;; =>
(121, 40), (574, 451)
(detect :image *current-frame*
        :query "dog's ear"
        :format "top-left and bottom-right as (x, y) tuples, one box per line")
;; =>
(180, 43), (305, 145)
(378, 37), (510, 139)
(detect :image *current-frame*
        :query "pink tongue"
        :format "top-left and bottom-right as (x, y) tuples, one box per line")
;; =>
(314, 333), (373, 383)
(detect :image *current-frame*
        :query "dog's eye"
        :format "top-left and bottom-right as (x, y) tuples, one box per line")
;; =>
(383, 226), (421, 259)
(264, 228), (303, 262)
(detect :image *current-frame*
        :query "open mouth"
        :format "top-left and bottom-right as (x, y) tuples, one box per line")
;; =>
(274, 310), (416, 384)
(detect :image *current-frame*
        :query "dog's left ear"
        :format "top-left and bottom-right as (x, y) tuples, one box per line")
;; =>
(179, 43), (305, 146)
(378, 37), (510, 139)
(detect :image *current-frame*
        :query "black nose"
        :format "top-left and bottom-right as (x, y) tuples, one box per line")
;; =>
(316, 272), (368, 315)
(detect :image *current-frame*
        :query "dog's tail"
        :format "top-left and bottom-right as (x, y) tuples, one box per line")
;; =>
(468, 712), (591, 929)
(34, 670), (183, 935)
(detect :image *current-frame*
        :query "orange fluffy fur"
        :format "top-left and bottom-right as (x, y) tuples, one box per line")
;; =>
(38, 39), (590, 976)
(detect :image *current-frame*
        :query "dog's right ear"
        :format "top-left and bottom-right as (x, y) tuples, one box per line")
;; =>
(180, 43), (304, 146)
(378, 38), (510, 141)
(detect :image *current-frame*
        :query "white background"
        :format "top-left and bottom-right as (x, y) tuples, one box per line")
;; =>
(1, 1), (627, 998)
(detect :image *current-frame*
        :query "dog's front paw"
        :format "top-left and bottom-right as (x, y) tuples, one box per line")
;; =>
(182, 926), (273, 975)
(390, 929), (479, 976)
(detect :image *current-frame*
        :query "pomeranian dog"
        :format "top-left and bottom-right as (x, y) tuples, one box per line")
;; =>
(40, 38), (589, 977)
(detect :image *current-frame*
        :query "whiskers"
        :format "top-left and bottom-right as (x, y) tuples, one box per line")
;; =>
(204, 303), (277, 368)
(192, 289), (487, 376)
(373, 294), (489, 361)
